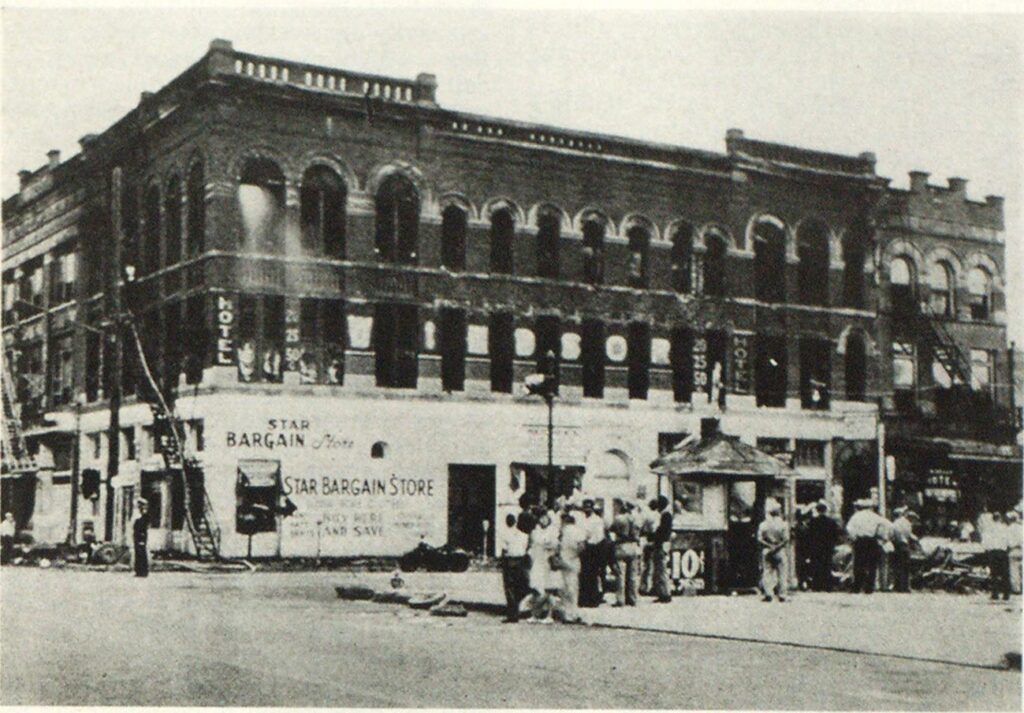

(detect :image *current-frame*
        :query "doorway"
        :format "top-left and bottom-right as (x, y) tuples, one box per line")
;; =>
(726, 480), (767, 591)
(447, 465), (496, 557)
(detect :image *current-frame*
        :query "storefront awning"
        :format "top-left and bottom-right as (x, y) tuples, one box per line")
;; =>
(650, 418), (796, 480)
(904, 437), (1022, 465)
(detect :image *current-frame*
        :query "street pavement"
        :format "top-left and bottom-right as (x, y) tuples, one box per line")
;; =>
(1, 567), (1020, 709)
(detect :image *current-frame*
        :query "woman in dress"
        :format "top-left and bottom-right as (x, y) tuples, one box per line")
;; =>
(557, 510), (587, 623)
(526, 510), (559, 622)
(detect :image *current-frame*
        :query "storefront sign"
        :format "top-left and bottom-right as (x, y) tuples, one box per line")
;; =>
(284, 300), (301, 372)
(215, 294), (235, 366)
(731, 333), (752, 394)
(692, 335), (708, 391)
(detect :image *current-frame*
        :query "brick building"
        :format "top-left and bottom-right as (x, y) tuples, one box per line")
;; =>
(1, 40), (1016, 570)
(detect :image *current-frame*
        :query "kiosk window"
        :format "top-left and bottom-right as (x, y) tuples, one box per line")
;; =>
(236, 459), (281, 534)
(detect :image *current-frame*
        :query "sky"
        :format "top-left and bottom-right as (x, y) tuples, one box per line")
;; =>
(2, 6), (1022, 341)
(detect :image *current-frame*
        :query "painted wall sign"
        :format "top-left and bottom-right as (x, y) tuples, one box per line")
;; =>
(467, 324), (489, 355)
(514, 328), (535, 357)
(651, 338), (671, 366)
(692, 335), (708, 391)
(731, 333), (752, 394)
(215, 294), (235, 366)
(347, 315), (372, 349)
(606, 335), (627, 362)
(561, 332), (581, 361)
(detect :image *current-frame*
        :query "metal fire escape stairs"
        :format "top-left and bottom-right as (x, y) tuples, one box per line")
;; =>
(126, 322), (221, 560)
(916, 302), (972, 388)
(2, 352), (37, 476)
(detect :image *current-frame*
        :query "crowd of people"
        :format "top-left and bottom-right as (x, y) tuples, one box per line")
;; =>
(497, 494), (674, 624)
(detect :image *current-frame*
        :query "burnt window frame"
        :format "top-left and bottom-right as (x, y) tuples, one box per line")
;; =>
(671, 223), (694, 294)
(300, 164), (347, 259)
(581, 319), (605, 399)
(238, 158), (287, 254)
(186, 161), (205, 257)
(488, 312), (514, 393)
(844, 331), (867, 402)
(373, 302), (419, 389)
(627, 322), (651, 399)
(626, 225), (651, 289)
(796, 219), (830, 306)
(670, 327), (694, 403)
(753, 217), (787, 304)
(439, 307), (467, 392)
(440, 204), (468, 271)
(755, 334), (788, 408)
(799, 337), (831, 411)
(374, 174), (420, 265)
(702, 232), (728, 297)
(489, 207), (515, 275)
(581, 218), (605, 285)
(164, 175), (183, 269)
(535, 208), (561, 280)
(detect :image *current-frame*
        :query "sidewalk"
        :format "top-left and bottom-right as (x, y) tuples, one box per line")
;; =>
(332, 570), (1021, 669)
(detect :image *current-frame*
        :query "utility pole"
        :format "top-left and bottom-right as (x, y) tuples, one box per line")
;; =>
(68, 401), (81, 544)
(104, 167), (124, 542)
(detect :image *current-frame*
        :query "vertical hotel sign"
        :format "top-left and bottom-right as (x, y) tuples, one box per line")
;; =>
(731, 333), (752, 395)
(216, 294), (236, 366)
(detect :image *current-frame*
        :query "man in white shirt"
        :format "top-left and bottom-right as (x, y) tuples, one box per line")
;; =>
(498, 512), (530, 623)
(982, 511), (1011, 601)
(578, 499), (607, 608)
(846, 499), (886, 594)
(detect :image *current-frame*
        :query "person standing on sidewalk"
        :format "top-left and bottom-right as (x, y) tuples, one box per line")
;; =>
(805, 501), (839, 592)
(0, 512), (16, 565)
(132, 499), (150, 578)
(650, 496), (674, 603)
(609, 499), (641, 607)
(846, 499), (885, 593)
(757, 501), (789, 602)
(578, 499), (606, 608)
(526, 511), (560, 622)
(638, 499), (658, 595)
(983, 511), (1011, 601)
(498, 513), (530, 623)
(1006, 509), (1023, 596)
(891, 508), (919, 593)
(556, 510), (586, 623)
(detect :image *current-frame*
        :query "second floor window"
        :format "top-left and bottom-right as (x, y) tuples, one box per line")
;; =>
(800, 337), (831, 410)
(889, 257), (916, 315)
(48, 334), (74, 406)
(970, 348), (993, 392)
(536, 208), (560, 280)
(844, 332), (867, 402)
(581, 219), (605, 285)
(440, 205), (467, 271)
(627, 225), (651, 288)
(703, 233), (727, 297)
(967, 267), (991, 321)
(671, 223), (694, 294)
(797, 219), (829, 306)
(490, 208), (515, 274)
(49, 251), (77, 305)
(755, 335), (787, 408)
(929, 261), (954, 317)
(375, 174), (419, 264)
(753, 216), (787, 304)
(301, 165), (347, 259)
(238, 158), (286, 253)
(186, 161), (205, 257)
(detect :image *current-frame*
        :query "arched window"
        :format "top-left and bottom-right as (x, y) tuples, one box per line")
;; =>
(967, 266), (992, 321)
(797, 220), (829, 306)
(440, 204), (467, 271)
(238, 158), (286, 252)
(164, 176), (182, 268)
(703, 233), (727, 297)
(300, 165), (346, 258)
(121, 180), (138, 275)
(626, 226), (650, 288)
(375, 174), (419, 264)
(536, 208), (560, 279)
(845, 332), (867, 402)
(842, 225), (867, 309)
(581, 218), (605, 285)
(889, 256), (916, 314)
(929, 261), (954, 317)
(142, 185), (161, 276)
(490, 208), (514, 274)
(186, 162), (205, 257)
(753, 217), (787, 303)
(671, 223), (694, 293)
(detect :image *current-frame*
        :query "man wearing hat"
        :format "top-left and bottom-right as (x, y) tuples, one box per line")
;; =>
(132, 498), (150, 578)
(846, 499), (886, 593)
(891, 507), (919, 593)
(577, 498), (607, 608)
(757, 500), (790, 602)
(805, 500), (840, 592)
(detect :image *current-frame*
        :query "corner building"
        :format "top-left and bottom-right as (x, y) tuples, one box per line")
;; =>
(3, 39), (958, 559)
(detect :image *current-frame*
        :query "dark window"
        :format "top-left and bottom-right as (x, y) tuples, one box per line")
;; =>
(184, 295), (206, 385)
(535, 315), (561, 389)
(121, 179), (138, 278)
(967, 267), (991, 321)
(800, 338), (831, 410)
(844, 332), (867, 402)
(142, 186), (161, 275)
(581, 319), (605, 398)
(536, 209), (560, 279)
(755, 335), (787, 407)
(236, 295), (258, 383)
(49, 251), (77, 305)
(300, 165), (347, 258)
(488, 313), (514, 393)
(889, 257), (916, 315)
(162, 301), (182, 395)
(164, 176), (182, 268)
(263, 296), (285, 384)
(441, 205), (467, 271)
(374, 303), (418, 388)
(186, 162), (205, 257)
(85, 316), (101, 402)
(122, 427), (137, 461)
(628, 322), (650, 399)
(299, 299), (320, 384)
(375, 174), (419, 264)
(705, 330), (728, 407)
(490, 208), (514, 274)
(48, 334), (74, 407)
(626, 226), (650, 288)
(139, 309), (163, 401)
(671, 223), (694, 293)
(439, 308), (467, 392)
(581, 219), (605, 285)
(141, 473), (163, 529)
(670, 327), (694, 403)
(322, 299), (347, 385)
(703, 233), (727, 297)
(929, 262), (954, 317)
(753, 218), (787, 303)
(842, 217), (869, 309)
(239, 159), (286, 253)
(120, 323), (138, 397)
(794, 440), (826, 468)
(797, 220), (829, 306)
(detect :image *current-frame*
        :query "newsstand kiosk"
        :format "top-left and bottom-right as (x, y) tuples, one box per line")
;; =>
(649, 418), (796, 594)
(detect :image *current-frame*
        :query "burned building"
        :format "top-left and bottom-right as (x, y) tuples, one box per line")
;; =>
(1, 40), (1016, 573)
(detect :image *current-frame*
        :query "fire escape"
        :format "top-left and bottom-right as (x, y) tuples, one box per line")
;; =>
(1, 352), (37, 477)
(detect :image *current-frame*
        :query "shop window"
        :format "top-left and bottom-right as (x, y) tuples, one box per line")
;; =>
(440, 205), (467, 271)
(967, 267), (991, 321)
(581, 219), (605, 285)
(626, 225), (650, 288)
(800, 337), (831, 410)
(184, 295), (206, 385)
(671, 223), (694, 293)
(794, 440), (826, 468)
(375, 174), (419, 264)
(489, 312), (514, 393)
(440, 307), (467, 392)
(121, 427), (136, 461)
(929, 261), (954, 317)
(164, 175), (183, 268)
(797, 219), (829, 306)
(141, 185), (161, 275)
(581, 319), (605, 398)
(536, 208), (560, 279)
(892, 340), (916, 413)
(970, 349), (993, 393)
(889, 257), (916, 315)
(703, 233), (727, 297)
(627, 322), (650, 399)
(755, 335), (787, 407)
(263, 296), (285, 384)
(322, 299), (347, 385)
(489, 208), (515, 274)
(186, 161), (205, 257)
(753, 217), (787, 303)
(300, 165), (347, 258)
(235, 459), (281, 535)
(670, 327), (694, 403)
(49, 250), (77, 305)
(535, 315), (561, 388)
(373, 302), (418, 388)
(238, 158), (286, 253)
(844, 332), (867, 401)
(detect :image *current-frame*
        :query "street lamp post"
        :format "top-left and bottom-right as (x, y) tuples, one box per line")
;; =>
(525, 350), (558, 506)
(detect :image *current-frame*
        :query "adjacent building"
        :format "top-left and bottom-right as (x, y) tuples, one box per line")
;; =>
(2, 40), (1017, 570)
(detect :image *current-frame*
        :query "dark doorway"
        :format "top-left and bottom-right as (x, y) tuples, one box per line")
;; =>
(447, 465), (496, 557)
(726, 480), (767, 591)
(514, 463), (585, 511)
